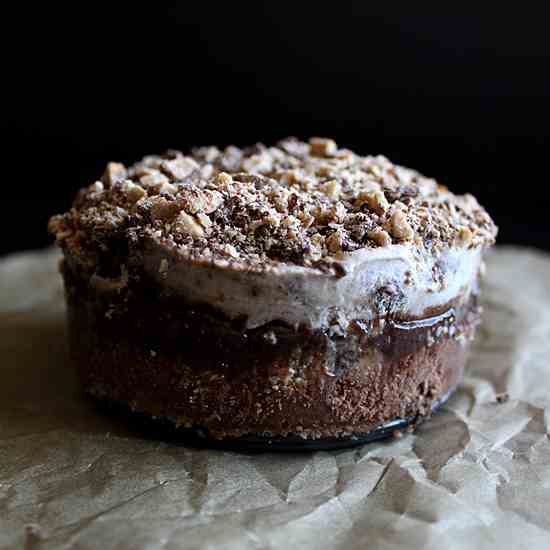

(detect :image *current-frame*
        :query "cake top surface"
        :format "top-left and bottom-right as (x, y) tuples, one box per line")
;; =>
(49, 137), (497, 272)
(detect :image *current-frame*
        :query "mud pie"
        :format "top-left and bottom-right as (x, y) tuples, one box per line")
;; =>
(49, 138), (497, 449)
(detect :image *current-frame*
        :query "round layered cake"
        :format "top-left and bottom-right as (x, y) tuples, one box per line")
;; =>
(49, 138), (497, 449)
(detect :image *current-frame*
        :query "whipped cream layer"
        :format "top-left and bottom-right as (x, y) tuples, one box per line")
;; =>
(143, 242), (484, 330)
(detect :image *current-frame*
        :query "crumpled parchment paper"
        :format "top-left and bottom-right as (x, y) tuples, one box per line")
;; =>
(1, 247), (550, 550)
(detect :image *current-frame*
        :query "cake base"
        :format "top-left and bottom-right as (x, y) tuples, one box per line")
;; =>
(93, 387), (454, 452)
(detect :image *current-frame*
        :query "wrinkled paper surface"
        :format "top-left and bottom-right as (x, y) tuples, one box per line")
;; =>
(1, 247), (550, 549)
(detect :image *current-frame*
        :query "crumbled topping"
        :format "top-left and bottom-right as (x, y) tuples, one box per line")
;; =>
(124, 181), (147, 202)
(309, 137), (338, 157)
(174, 211), (205, 238)
(49, 137), (497, 270)
(368, 227), (392, 247)
(101, 162), (127, 187)
(389, 209), (415, 241)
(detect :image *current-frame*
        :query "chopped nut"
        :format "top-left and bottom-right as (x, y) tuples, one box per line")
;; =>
(290, 172), (314, 191)
(368, 227), (392, 247)
(174, 211), (204, 238)
(150, 197), (180, 221)
(180, 188), (224, 214)
(215, 171), (233, 188)
(248, 219), (266, 233)
(158, 182), (178, 195)
(102, 162), (127, 187)
(364, 180), (382, 193)
(201, 190), (224, 213)
(305, 248), (323, 262)
(326, 230), (344, 253)
(311, 233), (325, 248)
(456, 226), (473, 247)
(131, 165), (157, 178)
(321, 180), (341, 200)
(241, 152), (273, 174)
(264, 210), (282, 227)
(300, 213), (315, 228)
(271, 188), (292, 213)
(200, 164), (214, 179)
(309, 137), (338, 157)
(389, 210), (414, 241)
(316, 164), (332, 177)
(306, 233), (325, 261)
(281, 215), (298, 227)
(162, 157), (199, 180)
(222, 243), (239, 258)
(124, 181), (146, 202)
(357, 190), (389, 215)
(202, 146), (220, 162)
(140, 172), (170, 190)
(196, 212), (212, 228)
(287, 228), (298, 240)
(173, 211), (205, 238)
(335, 148), (353, 160)
(89, 181), (104, 194)
(328, 202), (347, 223)
(364, 161), (383, 179)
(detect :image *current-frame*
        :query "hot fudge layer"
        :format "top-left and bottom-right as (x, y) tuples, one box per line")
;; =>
(50, 137), (497, 443)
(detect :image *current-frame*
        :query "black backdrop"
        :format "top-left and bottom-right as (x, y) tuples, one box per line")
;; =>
(2, 5), (549, 255)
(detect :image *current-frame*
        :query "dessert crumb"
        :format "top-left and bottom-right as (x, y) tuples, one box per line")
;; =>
(496, 392), (509, 404)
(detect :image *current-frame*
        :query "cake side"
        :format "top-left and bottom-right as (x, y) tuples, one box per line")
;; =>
(62, 255), (480, 439)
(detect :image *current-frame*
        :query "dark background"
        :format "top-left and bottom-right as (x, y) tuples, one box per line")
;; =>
(2, 6), (549, 256)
